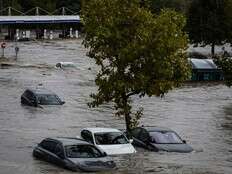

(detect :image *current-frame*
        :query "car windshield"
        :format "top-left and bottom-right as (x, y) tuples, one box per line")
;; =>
(65, 145), (104, 158)
(94, 132), (128, 145)
(37, 94), (60, 105)
(149, 131), (183, 144)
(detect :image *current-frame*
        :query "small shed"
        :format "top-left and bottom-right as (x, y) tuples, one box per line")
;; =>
(189, 58), (223, 81)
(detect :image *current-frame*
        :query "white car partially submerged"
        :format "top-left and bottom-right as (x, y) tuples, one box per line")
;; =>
(56, 62), (76, 68)
(80, 128), (136, 155)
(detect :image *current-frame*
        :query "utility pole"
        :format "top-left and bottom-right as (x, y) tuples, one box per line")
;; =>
(8, 7), (11, 16)
(62, 7), (65, 15)
(36, 7), (39, 16)
(36, 7), (39, 39)
(0, 0), (3, 32)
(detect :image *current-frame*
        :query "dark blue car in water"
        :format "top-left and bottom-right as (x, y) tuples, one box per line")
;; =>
(21, 88), (65, 107)
(130, 127), (193, 153)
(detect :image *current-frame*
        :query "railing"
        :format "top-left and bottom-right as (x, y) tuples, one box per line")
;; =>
(0, 7), (80, 16)
(0, 7), (81, 25)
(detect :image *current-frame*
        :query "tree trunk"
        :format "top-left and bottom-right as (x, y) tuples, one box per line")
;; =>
(125, 112), (132, 132)
(211, 42), (215, 56)
(122, 94), (132, 132)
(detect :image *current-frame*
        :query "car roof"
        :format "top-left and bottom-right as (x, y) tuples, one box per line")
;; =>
(82, 127), (122, 134)
(27, 88), (56, 95)
(46, 137), (91, 146)
(139, 126), (173, 132)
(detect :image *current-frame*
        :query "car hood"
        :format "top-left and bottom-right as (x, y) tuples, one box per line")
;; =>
(68, 157), (115, 172)
(151, 143), (193, 153)
(97, 144), (136, 155)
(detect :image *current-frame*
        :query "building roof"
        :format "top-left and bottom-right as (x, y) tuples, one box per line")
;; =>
(0, 15), (80, 24)
(189, 58), (218, 70)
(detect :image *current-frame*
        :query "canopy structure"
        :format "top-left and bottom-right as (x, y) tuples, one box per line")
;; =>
(0, 15), (80, 24)
(189, 58), (218, 70)
(189, 58), (223, 81)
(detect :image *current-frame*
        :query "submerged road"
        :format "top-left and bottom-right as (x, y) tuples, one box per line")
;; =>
(0, 40), (232, 174)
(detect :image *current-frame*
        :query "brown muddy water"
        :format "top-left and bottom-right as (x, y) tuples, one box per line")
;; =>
(0, 40), (232, 174)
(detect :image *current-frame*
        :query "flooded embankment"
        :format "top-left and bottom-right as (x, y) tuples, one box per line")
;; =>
(0, 40), (232, 174)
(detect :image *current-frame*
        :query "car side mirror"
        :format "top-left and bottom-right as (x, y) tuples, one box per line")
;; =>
(57, 153), (65, 159)
(183, 140), (186, 144)
(129, 139), (133, 143)
(142, 136), (150, 144)
(31, 100), (37, 107)
(103, 152), (107, 157)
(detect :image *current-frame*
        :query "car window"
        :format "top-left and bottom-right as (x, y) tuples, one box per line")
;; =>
(138, 129), (149, 142)
(40, 140), (58, 153)
(81, 130), (94, 144)
(65, 145), (103, 158)
(131, 128), (142, 138)
(25, 90), (36, 101)
(94, 132), (129, 145)
(54, 144), (64, 158)
(149, 131), (183, 144)
(37, 94), (60, 105)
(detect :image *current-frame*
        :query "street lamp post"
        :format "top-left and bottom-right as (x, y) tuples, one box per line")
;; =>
(0, 0), (2, 32)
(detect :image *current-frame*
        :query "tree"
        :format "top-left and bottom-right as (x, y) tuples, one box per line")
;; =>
(3, 0), (81, 13)
(214, 56), (232, 87)
(18, 0), (57, 13)
(30, 0), (57, 12)
(148, 0), (189, 13)
(56, 0), (81, 12)
(82, 0), (190, 131)
(11, 0), (22, 11)
(186, 0), (232, 56)
(3, 0), (22, 11)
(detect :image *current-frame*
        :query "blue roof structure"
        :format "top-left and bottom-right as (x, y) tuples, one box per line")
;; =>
(0, 15), (80, 24)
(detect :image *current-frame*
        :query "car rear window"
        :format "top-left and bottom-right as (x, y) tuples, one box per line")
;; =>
(65, 145), (103, 158)
(149, 131), (183, 144)
(37, 94), (60, 105)
(94, 132), (128, 145)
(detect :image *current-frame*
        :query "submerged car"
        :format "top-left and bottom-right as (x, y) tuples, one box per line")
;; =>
(130, 127), (193, 153)
(56, 62), (76, 68)
(33, 137), (116, 172)
(21, 88), (65, 107)
(80, 128), (136, 155)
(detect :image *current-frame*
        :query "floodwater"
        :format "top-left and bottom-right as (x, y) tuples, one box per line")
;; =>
(0, 40), (232, 174)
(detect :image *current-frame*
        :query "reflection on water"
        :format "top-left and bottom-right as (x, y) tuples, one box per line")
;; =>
(0, 40), (232, 174)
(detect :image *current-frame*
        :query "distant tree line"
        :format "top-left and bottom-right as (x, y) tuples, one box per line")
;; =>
(1, 0), (81, 13)
(2, 0), (231, 86)
(3, 0), (232, 55)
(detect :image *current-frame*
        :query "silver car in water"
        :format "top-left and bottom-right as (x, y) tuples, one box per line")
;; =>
(33, 137), (116, 172)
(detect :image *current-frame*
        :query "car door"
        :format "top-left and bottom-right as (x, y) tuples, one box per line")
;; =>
(46, 141), (62, 164)
(38, 140), (52, 161)
(81, 130), (94, 144)
(39, 140), (59, 163)
(23, 90), (37, 106)
(54, 144), (66, 166)
(21, 90), (31, 105)
(131, 128), (145, 147)
(138, 128), (151, 149)
(28, 91), (37, 106)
